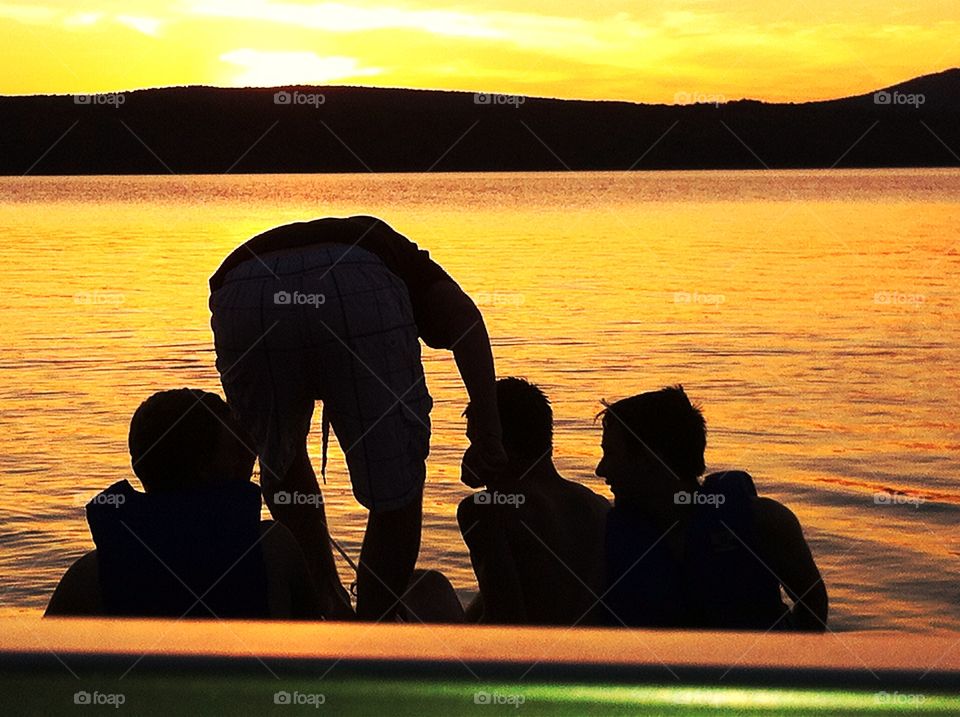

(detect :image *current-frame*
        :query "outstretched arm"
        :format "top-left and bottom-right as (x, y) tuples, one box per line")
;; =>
(421, 281), (506, 487)
(757, 498), (828, 631)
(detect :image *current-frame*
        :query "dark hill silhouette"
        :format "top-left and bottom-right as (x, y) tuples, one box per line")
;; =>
(1, 69), (958, 174)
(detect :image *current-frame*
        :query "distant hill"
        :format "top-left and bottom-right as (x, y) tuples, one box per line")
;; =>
(1, 69), (959, 174)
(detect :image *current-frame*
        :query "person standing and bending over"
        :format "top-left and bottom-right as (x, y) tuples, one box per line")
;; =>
(209, 216), (506, 620)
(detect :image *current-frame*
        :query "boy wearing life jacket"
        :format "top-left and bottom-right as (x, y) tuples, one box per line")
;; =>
(458, 378), (610, 625)
(46, 389), (319, 619)
(596, 386), (827, 631)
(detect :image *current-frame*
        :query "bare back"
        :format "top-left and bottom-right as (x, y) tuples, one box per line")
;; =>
(460, 477), (609, 626)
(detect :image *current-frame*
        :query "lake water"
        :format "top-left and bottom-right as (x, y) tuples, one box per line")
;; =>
(0, 170), (958, 632)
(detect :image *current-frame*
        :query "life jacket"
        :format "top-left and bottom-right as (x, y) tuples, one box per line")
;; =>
(603, 505), (684, 627)
(603, 471), (790, 629)
(86, 479), (270, 618)
(680, 470), (791, 630)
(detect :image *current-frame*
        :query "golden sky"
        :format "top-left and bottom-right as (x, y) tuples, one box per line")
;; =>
(3, 0), (959, 102)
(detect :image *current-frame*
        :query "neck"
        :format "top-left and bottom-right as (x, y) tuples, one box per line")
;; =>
(616, 479), (698, 524)
(489, 456), (559, 489)
(516, 457), (561, 484)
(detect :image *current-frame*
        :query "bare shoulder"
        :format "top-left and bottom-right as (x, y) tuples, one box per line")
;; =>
(71, 550), (99, 573)
(591, 489), (612, 512)
(457, 494), (481, 522)
(45, 551), (103, 616)
(754, 497), (812, 554)
(566, 480), (611, 514)
(457, 494), (493, 532)
(755, 497), (802, 531)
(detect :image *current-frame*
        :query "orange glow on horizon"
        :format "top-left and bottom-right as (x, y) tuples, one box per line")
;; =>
(1, 1), (958, 103)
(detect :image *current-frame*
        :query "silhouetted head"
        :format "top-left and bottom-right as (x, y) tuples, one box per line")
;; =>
(595, 386), (705, 506)
(128, 389), (255, 493)
(466, 377), (552, 478)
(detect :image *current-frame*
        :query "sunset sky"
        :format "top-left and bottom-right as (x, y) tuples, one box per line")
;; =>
(3, 0), (959, 102)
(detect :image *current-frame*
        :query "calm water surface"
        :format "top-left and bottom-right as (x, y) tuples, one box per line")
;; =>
(0, 170), (958, 631)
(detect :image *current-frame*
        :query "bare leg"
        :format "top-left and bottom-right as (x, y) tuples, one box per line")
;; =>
(356, 487), (423, 621)
(262, 441), (354, 619)
(463, 593), (484, 623)
(399, 569), (465, 623)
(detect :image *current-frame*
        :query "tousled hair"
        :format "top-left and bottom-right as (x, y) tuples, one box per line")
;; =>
(466, 377), (552, 463)
(599, 385), (706, 482)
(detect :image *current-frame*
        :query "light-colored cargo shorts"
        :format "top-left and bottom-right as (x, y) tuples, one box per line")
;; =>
(210, 243), (432, 512)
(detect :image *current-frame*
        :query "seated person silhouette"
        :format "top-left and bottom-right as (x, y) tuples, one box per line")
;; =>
(597, 386), (828, 631)
(458, 378), (610, 625)
(46, 389), (319, 619)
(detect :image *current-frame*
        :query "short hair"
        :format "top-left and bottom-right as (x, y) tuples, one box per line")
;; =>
(466, 377), (552, 462)
(128, 389), (253, 492)
(599, 385), (706, 481)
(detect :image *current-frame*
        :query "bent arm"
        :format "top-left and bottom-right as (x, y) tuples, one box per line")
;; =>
(458, 498), (526, 624)
(260, 521), (323, 620)
(45, 552), (104, 617)
(757, 499), (828, 632)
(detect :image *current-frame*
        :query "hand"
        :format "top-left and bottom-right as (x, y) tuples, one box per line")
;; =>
(461, 435), (508, 488)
